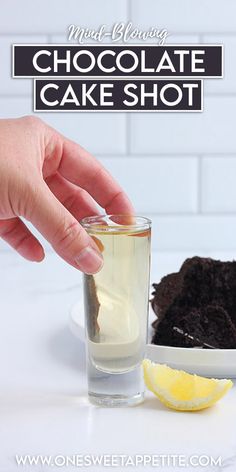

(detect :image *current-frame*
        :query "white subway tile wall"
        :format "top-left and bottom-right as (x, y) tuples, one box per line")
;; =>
(130, 97), (236, 154)
(0, 98), (127, 154)
(0, 36), (48, 95)
(202, 158), (236, 213)
(131, 0), (236, 33)
(0, 0), (235, 256)
(0, 0), (128, 34)
(203, 36), (236, 94)
(98, 157), (199, 213)
(150, 215), (236, 251)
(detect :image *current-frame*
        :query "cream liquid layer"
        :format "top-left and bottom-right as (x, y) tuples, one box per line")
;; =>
(84, 229), (151, 373)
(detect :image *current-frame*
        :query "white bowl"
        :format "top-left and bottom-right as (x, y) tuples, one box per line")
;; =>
(69, 300), (236, 379)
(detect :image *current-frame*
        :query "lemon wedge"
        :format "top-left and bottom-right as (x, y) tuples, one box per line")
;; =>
(143, 359), (233, 411)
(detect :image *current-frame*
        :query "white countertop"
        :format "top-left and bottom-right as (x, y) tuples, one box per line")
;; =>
(0, 250), (236, 472)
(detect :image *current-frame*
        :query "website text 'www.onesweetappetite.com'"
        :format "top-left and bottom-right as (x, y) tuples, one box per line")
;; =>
(15, 453), (222, 468)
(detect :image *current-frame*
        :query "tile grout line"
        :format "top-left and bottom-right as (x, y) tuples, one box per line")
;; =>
(205, 93), (236, 97)
(127, 0), (132, 21)
(1, 31), (236, 37)
(125, 0), (132, 157)
(199, 33), (205, 43)
(0, 211), (236, 218)
(94, 153), (236, 159)
(0, 33), (51, 37)
(1, 247), (236, 254)
(197, 155), (203, 214)
(2, 93), (236, 99)
(125, 113), (131, 155)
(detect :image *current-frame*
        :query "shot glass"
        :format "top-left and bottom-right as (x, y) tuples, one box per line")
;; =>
(81, 215), (151, 407)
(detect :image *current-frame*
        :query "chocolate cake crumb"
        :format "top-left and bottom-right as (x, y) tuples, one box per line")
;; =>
(84, 275), (100, 338)
(151, 257), (236, 349)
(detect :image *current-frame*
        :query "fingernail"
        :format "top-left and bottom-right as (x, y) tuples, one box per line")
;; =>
(75, 246), (103, 274)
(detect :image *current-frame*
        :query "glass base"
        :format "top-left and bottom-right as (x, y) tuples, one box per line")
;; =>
(87, 359), (145, 407)
(88, 391), (144, 407)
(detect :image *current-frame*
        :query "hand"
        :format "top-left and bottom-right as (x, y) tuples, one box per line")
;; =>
(0, 116), (133, 273)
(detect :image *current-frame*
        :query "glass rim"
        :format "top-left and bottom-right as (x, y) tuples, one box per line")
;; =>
(80, 214), (152, 232)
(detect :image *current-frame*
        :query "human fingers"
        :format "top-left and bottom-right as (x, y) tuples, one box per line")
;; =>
(43, 127), (134, 215)
(0, 217), (45, 262)
(45, 172), (100, 221)
(27, 182), (103, 273)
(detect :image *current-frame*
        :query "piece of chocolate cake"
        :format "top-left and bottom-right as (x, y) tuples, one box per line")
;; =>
(151, 257), (236, 349)
(84, 275), (100, 338)
(152, 304), (236, 349)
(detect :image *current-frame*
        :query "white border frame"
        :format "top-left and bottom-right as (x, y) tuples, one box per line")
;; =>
(33, 78), (204, 113)
(12, 44), (224, 79)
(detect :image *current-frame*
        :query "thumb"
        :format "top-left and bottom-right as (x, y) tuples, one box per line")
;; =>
(27, 183), (103, 273)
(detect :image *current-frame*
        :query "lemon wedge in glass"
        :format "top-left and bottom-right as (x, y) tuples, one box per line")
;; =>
(143, 359), (233, 411)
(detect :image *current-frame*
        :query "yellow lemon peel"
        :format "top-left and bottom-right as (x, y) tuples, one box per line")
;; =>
(143, 359), (233, 411)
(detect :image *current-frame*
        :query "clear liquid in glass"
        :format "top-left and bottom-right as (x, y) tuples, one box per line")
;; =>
(83, 223), (151, 406)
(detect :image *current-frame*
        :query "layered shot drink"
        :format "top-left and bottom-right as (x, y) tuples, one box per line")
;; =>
(81, 215), (151, 406)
